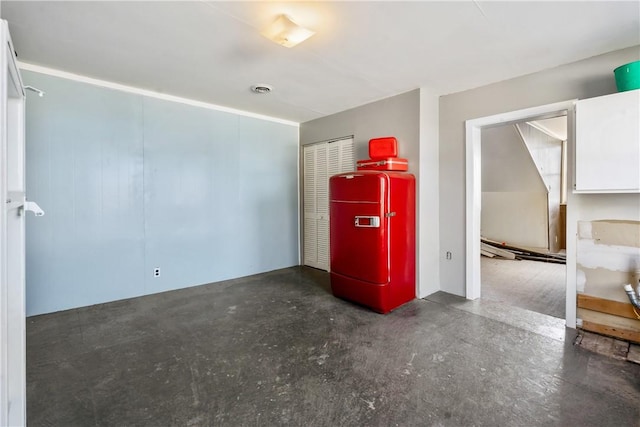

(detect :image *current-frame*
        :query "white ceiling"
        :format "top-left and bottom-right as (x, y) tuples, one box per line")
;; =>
(2, 1), (639, 123)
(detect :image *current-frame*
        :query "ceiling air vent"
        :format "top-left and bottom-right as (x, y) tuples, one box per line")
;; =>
(251, 84), (273, 94)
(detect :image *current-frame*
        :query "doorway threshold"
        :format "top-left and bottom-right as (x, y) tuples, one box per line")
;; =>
(425, 291), (567, 343)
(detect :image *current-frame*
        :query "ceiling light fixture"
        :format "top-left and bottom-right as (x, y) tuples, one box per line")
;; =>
(261, 14), (315, 48)
(251, 84), (273, 94)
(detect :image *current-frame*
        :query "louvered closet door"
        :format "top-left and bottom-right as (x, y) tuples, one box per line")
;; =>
(303, 138), (354, 271)
(303, 145), (317, 266)
(315, 144), (329, 269)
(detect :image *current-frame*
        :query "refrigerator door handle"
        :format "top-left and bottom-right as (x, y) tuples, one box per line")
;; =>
(354, 216), (380, 228)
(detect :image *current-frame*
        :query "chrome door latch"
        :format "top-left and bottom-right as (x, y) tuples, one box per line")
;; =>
(354, 216), (380, 228)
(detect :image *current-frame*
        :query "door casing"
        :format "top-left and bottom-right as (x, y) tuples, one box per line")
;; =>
(465, 99), (577, 328)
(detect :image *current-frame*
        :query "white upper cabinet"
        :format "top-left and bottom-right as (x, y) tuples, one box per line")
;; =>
(575, 89), (640, 193)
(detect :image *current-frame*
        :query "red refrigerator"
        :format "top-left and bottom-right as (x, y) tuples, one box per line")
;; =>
(329, 171), (416, 313)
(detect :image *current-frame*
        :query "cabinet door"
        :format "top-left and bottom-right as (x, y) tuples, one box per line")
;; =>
(575, 89), (640, 193)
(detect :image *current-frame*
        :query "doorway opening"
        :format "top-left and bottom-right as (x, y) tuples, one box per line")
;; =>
(480, 116), (567, 319)
(465, 100), (577, 328)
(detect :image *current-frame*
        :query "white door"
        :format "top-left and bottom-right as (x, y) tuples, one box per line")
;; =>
(1, 20), (28, 427)
(303, 137), (354, 271)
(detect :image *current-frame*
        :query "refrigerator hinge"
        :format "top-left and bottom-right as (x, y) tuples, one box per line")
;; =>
(385, 212), (396, 218)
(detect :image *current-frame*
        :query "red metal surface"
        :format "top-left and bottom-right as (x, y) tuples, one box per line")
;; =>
(369, 137), (398, 159)
(329, 171), (415, 314)
(356, 158), (409, 171)
(330, 173), (388, 284)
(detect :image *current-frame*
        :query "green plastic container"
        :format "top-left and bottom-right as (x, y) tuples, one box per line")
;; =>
(614, 60), (640, 92)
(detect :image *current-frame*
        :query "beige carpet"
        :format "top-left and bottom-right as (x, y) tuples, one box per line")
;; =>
(481, 257), (566, 319)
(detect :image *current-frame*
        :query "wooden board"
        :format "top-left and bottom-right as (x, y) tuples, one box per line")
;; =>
(516, 254), (565, 264)
(480, 249), (495, 258)
(578, 331), (629, 360)
(579, 307), (640, 344)
(558, 204), (566, 250)
(578, 294), (639, 320)
(480, 242), (516, 259)
(581, 320), (640, 344)
(482, 237), (565, 260)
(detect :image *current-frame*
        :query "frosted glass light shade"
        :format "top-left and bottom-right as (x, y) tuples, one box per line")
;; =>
(261, 15), (315, 48)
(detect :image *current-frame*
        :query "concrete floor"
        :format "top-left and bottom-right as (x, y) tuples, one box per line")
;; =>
(481, 257), (566, 319)
(27, 267), (640, 426)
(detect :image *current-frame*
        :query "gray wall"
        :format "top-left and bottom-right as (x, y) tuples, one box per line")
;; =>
(24, 71), (299, 315)
(300, 90), (420, 172)
(481, 125), (549, 248)
(439, 45), (640, 296)
(299, 89), (438, 297)
(481, 125), (545, 192)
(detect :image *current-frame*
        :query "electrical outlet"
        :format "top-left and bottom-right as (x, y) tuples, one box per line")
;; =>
(446, 251), (452, 260)
(153, 268), (160, 278)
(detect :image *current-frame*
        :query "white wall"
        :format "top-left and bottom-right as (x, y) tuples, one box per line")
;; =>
(482, 192), (549, 249)
(419, 89), (440, 297)
(300, 89), (441, 298)
(440, 45), (640, 297)
(518, 123), (564, 251)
